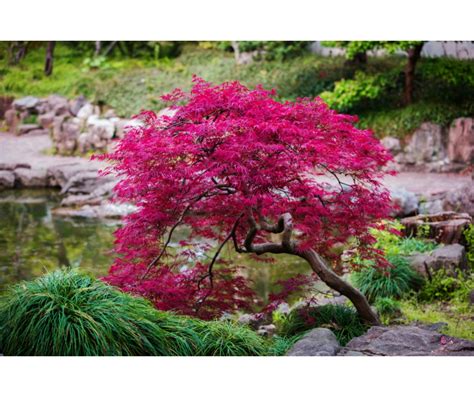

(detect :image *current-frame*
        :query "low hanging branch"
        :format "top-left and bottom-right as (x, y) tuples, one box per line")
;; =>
(102, 77), (393, 322)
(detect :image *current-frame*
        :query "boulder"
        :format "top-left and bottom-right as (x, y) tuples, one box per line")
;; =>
(390, 188), (419, 217)
(400, 212), (472, 244)
(0, 170), (15, 189)
(76, 117), (115, 152)
(14, 168), (48, 187)
(103, 109), (117, 119)
(38, 112), (55, 129)
(381, 136), (402, 155)
(47, 163), (101, 188)
(34, 98), (52, 115)
(52, 202), (136, 219)
(4, 108), (21, 134)
(17, 124), (40, 135)
(114, 118), (142, 139)
(448, 118), (474, 164)
(46, 95), (70, 116)
(77, 103), (95, 120)
(0, 162), (31, 171)
(12, 96), (40, 111)
(59, 170), (115, 195)
(52, 116), (82, 155)
(286, 328), (341, 356)
(338, 325), (474, 356)
(401, 123), (446, 165)
(428, 244), (467, 274)
(444, 182), (474, 217)
(419, 198), (444, 215)
(69, 95), (88, 116)
(0, 95), (14, 118)
(24, 128), (49, 136)
(408, 244), (468, 277)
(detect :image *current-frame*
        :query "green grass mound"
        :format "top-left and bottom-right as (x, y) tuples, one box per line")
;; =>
(274, 304), (367, 346)
(0, 269), (277, 356)
(194, 320), (268, 356)
(0, 269), (202, 356)
(351, 255), (423, 303)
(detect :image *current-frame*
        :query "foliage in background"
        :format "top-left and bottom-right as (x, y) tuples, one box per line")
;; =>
(274, 304), (367, 346)
(357, 101), (474, 138)
(1, 42), (472, 139)
(322, 41), (423, 59)
(320, 70), (400, 113)
(463, 225), (474, 268)
(237, 41), (310, 61)
(370, 221), (437, 256)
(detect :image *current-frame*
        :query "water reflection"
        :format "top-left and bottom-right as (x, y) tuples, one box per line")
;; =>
(0, 189), (311, 301)
(0, 189), (116, 290)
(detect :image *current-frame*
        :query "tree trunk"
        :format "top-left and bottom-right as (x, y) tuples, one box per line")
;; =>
(8, 42), (27, 65)
(344, 51), (367, 68)
(94, 41), (102, 57)
(404, 43), (423, 105)
(231, 41), (240, 64)
(44, 41), (56, 76)
(298, 249), (380, 325)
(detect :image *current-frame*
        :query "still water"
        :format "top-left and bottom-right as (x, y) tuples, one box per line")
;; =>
(0, 189), (310, 302)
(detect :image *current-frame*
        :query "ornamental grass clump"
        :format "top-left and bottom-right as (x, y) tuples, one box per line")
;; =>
(194, 320), (268, 356)
(351, 255), (423, 303)
(274, 304), (367, 346)
(0, 269), (201, 356)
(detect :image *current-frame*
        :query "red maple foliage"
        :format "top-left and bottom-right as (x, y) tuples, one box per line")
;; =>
(100, 77), (394, 322)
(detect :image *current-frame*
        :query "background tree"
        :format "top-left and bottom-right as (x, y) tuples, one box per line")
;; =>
(44, 41), (56, 76)
(323, 41), (425, 104)
(101, 78), (394, 324)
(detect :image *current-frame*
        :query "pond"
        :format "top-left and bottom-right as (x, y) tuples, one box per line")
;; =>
(0, 189), (311, 302)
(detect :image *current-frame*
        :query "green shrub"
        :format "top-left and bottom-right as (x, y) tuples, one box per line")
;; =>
(417, 57), (474, 104)
(0, 269), (277, 356)
(266, 335), (302, 356)
(351, 255), (423, 303)
(320, 70), (400, 113)
(0, 269), (202, 356)
(417, 270), (474, 303)
(194, 320), (268, 356)
(369, 221), (437, 257)
(357, 102), (474, 138)
(374, 297), (401, 324)
(464, 224), (474, 268)
(274, 304), (367, 346)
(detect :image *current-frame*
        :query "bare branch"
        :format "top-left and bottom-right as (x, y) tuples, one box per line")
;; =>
(194, 214), (243, 313)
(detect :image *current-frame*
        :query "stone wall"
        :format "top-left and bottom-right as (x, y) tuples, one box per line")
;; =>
(1, 95), (140, 155)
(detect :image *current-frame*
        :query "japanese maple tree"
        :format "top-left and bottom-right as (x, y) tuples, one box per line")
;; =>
(101, 77), (394, 324)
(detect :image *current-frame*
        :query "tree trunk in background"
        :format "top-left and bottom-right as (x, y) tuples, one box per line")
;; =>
(94, 41), (102, 57)
(404, 43), (424, 104)
(298, 249), (380, 325)
(8, 42), (28, 65)
(44, 41), (56, 76)
(231, 41), (240, 64)
(344, 51), (367, 68)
